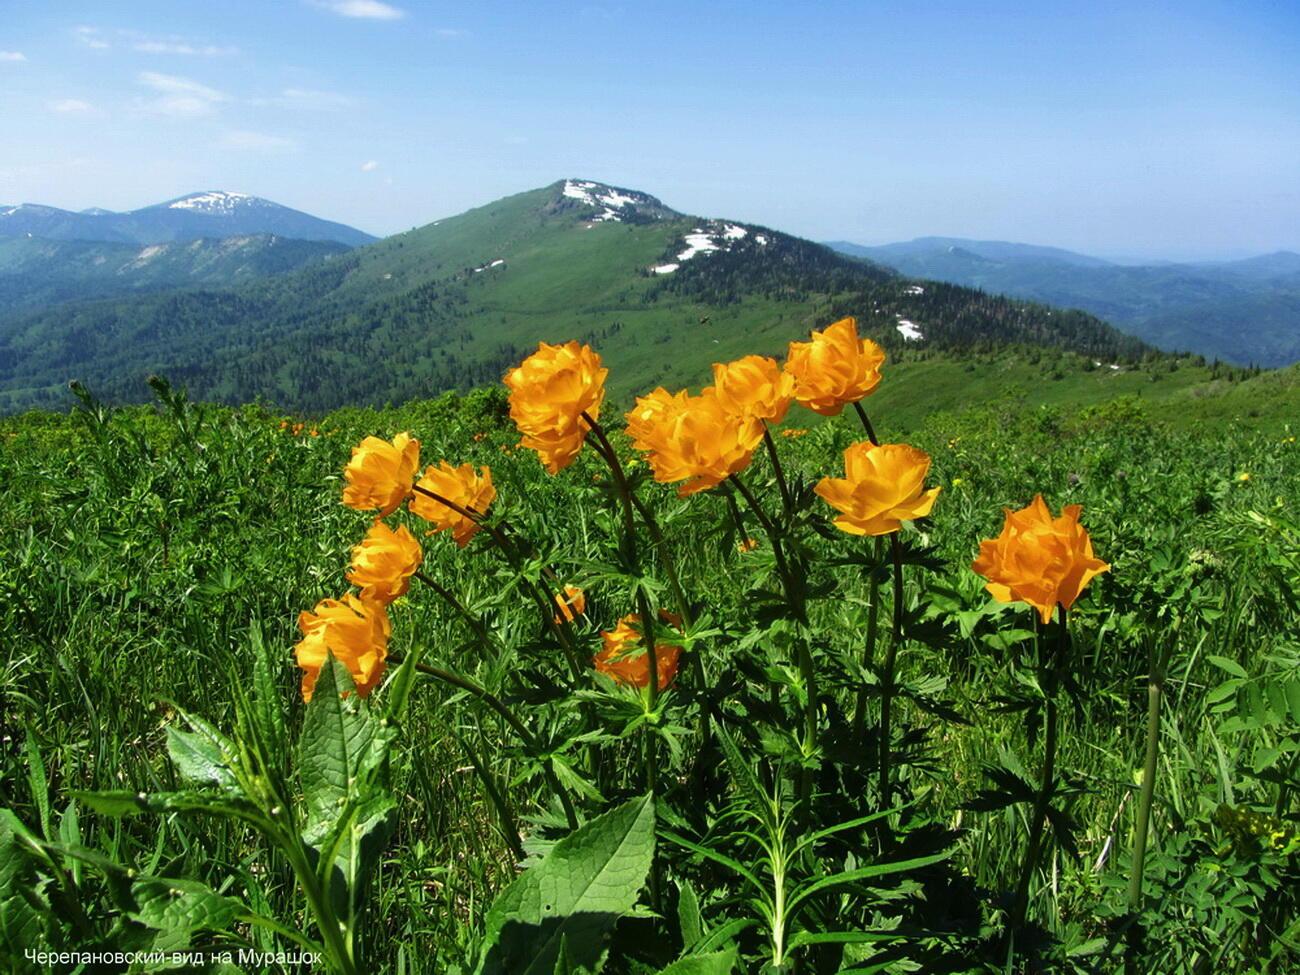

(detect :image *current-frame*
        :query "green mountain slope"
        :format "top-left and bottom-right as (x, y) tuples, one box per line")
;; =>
(0, 234), (352, 311)
(829, 238), (1300, 367)
(0, 180), (1154, 413)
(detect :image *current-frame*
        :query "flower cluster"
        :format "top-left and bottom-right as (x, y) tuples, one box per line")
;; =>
(302, 318), (1109, 704)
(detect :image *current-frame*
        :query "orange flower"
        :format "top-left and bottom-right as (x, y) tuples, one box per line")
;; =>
(711, 355), (795, 425)
(971, 494), (1110, 624)
(342, 432), (420, 517)
(410, 461), (496, 547)
(784, 317), (885, 415)
(815, 442), (940, 536)
(346, 521), (423, 604)
(295, 594), (390, 702)
(504, 341), (607, 473)
(780, 428), (809, 439)
(595, 611), (683, 691)
(554, 585), (586, 624)
(625, 387), (764, 496)
(738, 537), (758, 553)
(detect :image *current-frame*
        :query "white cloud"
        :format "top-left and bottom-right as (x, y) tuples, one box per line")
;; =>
(0, 51), (26, 62)
(360, 160), (380, 172)
(135, 71), (226, 117)
(75, 26), (110, 50)
(49, 99), (96, 114)
(436, 28), (466, 38)
(311, 0), (406, 20)
(219, 130), (297, 151)
(134, 40), (239, 56)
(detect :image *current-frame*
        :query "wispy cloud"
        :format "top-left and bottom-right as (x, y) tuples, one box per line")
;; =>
(436, 28), (466, 38)
(310, 0), (406, 20)
(136, 71), (227, 117)
(0, 51), (26, 62)
(360, 160), (380, 172)
(49, 99), (97, 115)
(74, 26), (110, 50)
(219, 130), (297, 151)
(134, 40), (239, 56)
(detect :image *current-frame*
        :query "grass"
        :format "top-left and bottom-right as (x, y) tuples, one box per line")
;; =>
(1, 369), (1297, 972)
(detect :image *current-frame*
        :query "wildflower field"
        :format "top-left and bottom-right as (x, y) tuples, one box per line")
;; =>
(1, 321), (1298, 974)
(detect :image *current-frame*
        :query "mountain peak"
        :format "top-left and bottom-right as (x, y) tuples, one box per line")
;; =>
(555, 179), (677, 223)
(160, 191), (273, 213)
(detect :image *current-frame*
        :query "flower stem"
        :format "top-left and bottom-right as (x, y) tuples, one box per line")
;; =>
(850, 536), (884, 740)
(762, 424), (794, 518)
(413, 569), (494, 651)
(852, 401), (879, 446)
(878, 533), (904, 809)
(729, 472), (817, 810)
(1008, 607), (1067, 947)
(456, 732), (526, 863)
(1127, 640), (1164, 948)
(394, 653), (579, 831)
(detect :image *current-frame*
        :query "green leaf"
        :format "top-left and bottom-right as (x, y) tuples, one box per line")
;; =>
(166, 711), (238, 790)
(1207, 655), (1248, 679)
(656, 948), (738, 975)
(0, 814), (49, 954)
(128, 876), (243, 934)
(676, 878), (703, 950)
(477, 794), (656, 975)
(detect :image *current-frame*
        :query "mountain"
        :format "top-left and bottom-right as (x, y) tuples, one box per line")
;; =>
(0, 179), (1155, 413)
(0, 192), (375, 247)
(828, 238), (1300, 367)
(0, 234), (352, 312)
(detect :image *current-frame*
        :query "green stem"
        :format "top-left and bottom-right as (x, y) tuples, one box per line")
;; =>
(414, 570), (494, 650)
(762, 425), (794, 518)
(878, 533), (904, 809)
(729, 472), (817, 809)
(1127, 648), (1163, 911)
(397, 654), (579, 831)
(852, 401), (880, 446)
(1008, 607), (1067, 945)
(281, 834), (358, 975)
(458, 732), (527, 863)
(850, 536), (884, 740)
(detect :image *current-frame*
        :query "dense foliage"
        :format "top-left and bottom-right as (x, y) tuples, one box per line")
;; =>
(1, 362), (1296, 972)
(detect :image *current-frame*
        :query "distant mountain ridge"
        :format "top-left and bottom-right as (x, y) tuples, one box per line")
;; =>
(0, 191), (375, 247)
(0, 178), (1152, 413)
(0, 234), (351, 311)
(827, 237), (1300, 366)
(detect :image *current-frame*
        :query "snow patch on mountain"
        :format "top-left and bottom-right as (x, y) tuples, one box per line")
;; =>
(650, 221), (764, 274)
(896, 316), (923, 341)
(166, 191), (262, 213)
(561, 179), (666, 223)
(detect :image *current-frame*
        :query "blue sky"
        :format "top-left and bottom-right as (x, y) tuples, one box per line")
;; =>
(2, 0), (1298, 259)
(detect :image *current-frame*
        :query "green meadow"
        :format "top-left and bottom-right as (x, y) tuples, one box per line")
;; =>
(1, 362), (1297, 973)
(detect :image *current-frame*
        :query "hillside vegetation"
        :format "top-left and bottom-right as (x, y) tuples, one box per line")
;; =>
(832, 238), (1300, 367)
(0, 182), (1151, 414)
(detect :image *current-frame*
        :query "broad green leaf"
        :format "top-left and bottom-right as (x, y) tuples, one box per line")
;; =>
(656, 948), (737, 974)
(0, 815), (49, 955)
(129, 876), (243, 934)
(166, 711), (239, 790)
(1206, 655), (1248, 679)
(477, 794), (656, 975)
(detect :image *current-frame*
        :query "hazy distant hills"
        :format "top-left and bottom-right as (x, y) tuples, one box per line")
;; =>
(828, 238), (1300, 367)
(0, 179), (1150, 413)
(0, 234), (352, 311)
(0, 191), (375, 247)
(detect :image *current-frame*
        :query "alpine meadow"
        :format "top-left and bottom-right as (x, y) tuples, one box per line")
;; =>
(3, 4), (1300, 974)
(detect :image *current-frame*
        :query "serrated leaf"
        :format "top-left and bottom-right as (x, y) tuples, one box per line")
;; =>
(128, 877), (243, 934)
(166, 718), (238, 790)
(477, 794), (656, 975)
